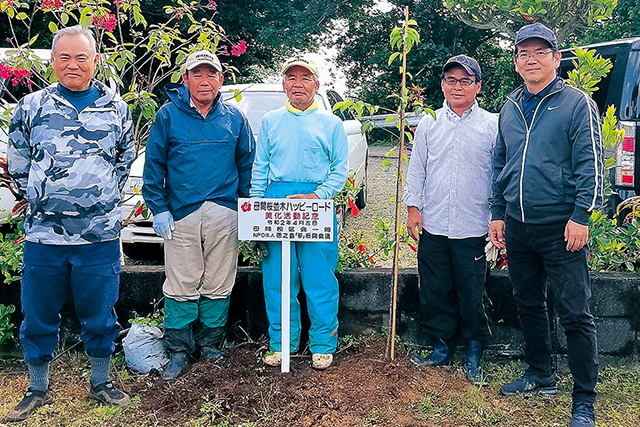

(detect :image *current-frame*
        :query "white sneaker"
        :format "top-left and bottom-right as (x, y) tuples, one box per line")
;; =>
(312, 353), (333, 370)
(263, 351), (282, 366)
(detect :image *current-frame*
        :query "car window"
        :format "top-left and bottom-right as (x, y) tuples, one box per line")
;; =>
(222, 91), (325, 132)
(325, 90), (354, 121)
(560, 55), (616, 115)
(621, 51), (640, 120)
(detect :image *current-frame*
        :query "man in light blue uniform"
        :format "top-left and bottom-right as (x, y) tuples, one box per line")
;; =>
(250, 56), (348, 370)
(7, 26), (134, 422)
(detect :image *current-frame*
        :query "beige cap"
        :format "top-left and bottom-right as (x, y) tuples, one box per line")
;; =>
(184, 50), (222, 73)
(281, 56), (319, 77)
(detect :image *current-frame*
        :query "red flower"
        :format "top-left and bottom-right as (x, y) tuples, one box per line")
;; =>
(348, 198), (360, 217)
(93, 13), (117, 32)
(205, 0), (217, 10)
(0, 65), (33, 87)
(40, 0), (63, 10)
(231, 40), (247, 57)
(134, 204), (144, 216)
(409, 244), (417, 252)
(173, 8), (184, 19)
(358, 244), (366, 253)
(348, 178), (354, 186)
(0, 64), (12, 80)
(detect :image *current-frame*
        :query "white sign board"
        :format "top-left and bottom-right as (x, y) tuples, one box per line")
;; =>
(237, 198), (334, 242)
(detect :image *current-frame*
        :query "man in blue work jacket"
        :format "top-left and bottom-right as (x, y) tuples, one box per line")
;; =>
(143, 50), (255, 380)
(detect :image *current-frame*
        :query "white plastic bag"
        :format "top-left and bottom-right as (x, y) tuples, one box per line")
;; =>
(123, 322), (168, 374)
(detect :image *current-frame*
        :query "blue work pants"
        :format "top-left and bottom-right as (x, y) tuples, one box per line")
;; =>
(261, 182), (339, 354)
(19, 240), (121, 365)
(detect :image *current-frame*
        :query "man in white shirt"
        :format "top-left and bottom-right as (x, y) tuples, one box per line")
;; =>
(403, 54), (498, 383)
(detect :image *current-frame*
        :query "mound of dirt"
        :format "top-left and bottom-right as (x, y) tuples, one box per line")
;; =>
(139, 335), (470, 426)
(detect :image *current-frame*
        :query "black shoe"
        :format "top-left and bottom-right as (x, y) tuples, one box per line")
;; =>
(411, 337), (455, 367)
(89, 381), (131, 407)
(464, 340), (486, 384)
(569, 402), (595, 427)
(162, 351), (189, 380)
(201, 346), (224, 360)
(6, 388), (53, 423)
(500, 372), (557, 396)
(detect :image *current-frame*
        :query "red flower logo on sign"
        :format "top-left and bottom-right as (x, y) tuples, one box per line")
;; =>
(241, 202), (251, 212)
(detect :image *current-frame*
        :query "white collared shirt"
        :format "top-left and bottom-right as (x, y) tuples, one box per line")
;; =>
(402, 100), (498, 239)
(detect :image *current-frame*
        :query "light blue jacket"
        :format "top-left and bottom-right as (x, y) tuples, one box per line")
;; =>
(250, 104), (348, 199)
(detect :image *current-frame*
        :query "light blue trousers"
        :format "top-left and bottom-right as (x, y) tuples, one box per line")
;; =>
(261, 182), (339, 354)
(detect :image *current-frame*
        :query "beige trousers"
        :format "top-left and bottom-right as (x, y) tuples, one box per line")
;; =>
(163, 201), (238, 302)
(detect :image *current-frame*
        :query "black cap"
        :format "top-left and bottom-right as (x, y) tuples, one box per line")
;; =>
(515, 23), (558, 50)
(442, 54), (482, 81)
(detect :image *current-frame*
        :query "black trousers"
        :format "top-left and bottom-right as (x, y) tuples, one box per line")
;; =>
(416, 230), (491, 343)
(505, 216), (598, 405)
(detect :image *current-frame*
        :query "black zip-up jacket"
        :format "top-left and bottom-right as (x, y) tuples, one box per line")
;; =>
(490, 78), (604, 225)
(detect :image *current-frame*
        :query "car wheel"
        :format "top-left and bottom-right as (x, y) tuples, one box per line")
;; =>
(122, 242), (164, 261)
(355, 151), (368, 210)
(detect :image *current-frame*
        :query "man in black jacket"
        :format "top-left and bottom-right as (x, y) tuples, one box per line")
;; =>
(489, 23), (604, 427)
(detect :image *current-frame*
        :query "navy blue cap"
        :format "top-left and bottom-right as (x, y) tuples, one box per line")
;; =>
(442, 54), (482, 81)
(515, 23), (558, 50)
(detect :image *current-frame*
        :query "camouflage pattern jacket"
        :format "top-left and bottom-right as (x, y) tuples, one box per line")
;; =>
(8, 80), (135, 245)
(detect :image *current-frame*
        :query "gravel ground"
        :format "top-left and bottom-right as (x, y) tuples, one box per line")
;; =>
(343, 144), (417, 269)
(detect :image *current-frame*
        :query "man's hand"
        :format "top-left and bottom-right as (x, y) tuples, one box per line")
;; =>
(406, 207), (422, 241)
(250, 241), (269, 258)
(153, 211), (176, 240)
(565, 219), (588, 252)
(286, 193), (319, 199)
(489, 220), (506, 249)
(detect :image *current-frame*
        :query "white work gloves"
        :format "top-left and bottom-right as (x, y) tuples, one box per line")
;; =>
(153, 211), (175, 240)
(485, 239), (500, 263)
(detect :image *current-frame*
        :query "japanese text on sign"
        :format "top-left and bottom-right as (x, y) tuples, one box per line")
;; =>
(237, 198), (334, 242)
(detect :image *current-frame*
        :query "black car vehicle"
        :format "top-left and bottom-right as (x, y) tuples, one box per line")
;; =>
(559, 38), (640, 213)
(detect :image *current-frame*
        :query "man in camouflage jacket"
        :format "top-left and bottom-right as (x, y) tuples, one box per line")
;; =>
(6, 26), (134, 423)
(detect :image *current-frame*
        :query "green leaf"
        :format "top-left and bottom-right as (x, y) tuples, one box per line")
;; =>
(388, 52), (401, 66)
(170, 70), (182, 83)
(361, 120), (374, 133)
(48, 22), (59, 33)
(79, 8), (93, 28)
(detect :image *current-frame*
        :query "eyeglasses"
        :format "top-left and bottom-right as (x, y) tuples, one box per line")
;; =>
(515, 50), (556, 62)
(442, 77), (477, 87)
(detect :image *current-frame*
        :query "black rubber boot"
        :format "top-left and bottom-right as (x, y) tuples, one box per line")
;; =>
(162, 351), (189, 380)
(411, 337), (456, 367)
(195, 325), (225, 360)
(161, 328), (195, 380)
(162, 327), (196, 354)
(464, 340), (486, 384)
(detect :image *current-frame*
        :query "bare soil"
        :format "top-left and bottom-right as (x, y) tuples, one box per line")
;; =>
(133, 335), (467, 426)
